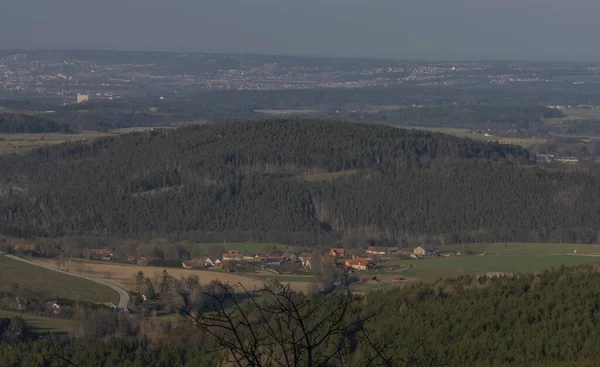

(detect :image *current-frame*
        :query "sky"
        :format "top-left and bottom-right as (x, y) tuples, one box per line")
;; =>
(1, 0), (599, 61)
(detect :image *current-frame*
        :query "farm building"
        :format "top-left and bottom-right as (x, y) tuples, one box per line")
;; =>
(366, 246), (386, 255)
(413, 247), (426, 256)
(46, 301), (62, 315)
(13, 244), (40, 255)
(87, 248), (114, 262)
(182, 257), (216, 269)
(345, 258), (376, 271)
(222, 253), (244, 261)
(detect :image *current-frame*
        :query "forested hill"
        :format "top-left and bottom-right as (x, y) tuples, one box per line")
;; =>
(0, 112), (70, 134)
(1, 119), (599, 245)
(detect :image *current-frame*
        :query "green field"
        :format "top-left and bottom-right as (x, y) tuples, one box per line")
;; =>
(381, 254), (600, 282)
(438, 242), (600, 256)
(0, 310), (75, 334)
(544, 108), (600, 124)
(185, 242), (292, 258)
(0, 256), (119, 304)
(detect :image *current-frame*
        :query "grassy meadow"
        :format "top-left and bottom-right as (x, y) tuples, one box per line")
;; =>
(438, 242), (600, 255)
(381, 254), (600, 282)
(0, 255), (119, 304)
(375, 243), (600, 282)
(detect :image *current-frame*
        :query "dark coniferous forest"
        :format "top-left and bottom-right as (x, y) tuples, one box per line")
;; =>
(1, 119), (599, 246)
(0, 112), (70, 134)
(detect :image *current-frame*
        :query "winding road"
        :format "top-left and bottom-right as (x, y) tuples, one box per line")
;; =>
(0, 252), (130, 308)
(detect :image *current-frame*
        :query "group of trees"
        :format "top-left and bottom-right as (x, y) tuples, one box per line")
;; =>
(1, 119), (599, 245)
(5, 264), (600, 365)
(0, 112), (70, 134)
(0, 119), (538, 245)
(130, 269), (239, 315)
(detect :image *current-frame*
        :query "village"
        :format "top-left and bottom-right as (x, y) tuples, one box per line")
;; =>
(14, 242), (456, 276)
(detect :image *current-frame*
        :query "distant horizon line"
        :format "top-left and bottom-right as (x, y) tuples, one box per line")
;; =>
(1, 47), (598, 65)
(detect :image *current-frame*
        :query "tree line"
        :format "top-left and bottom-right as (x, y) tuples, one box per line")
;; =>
(0, 112), (70, 134)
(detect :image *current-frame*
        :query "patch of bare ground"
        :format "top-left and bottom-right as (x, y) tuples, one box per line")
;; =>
(0, 131), (115, 155)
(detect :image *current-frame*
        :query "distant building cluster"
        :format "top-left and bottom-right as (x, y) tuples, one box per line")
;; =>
(76, 93), (89, 103)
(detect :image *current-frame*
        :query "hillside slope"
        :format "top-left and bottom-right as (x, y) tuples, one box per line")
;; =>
(0, 119), (599, 245)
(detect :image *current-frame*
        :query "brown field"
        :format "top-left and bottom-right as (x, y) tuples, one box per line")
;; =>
(29, 258), (313, 294)
(0, 131), (114, 156)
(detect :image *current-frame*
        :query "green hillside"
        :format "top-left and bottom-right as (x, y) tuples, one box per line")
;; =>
(0, 119), (599, 246)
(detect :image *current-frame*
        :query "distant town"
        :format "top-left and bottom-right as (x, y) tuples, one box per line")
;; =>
(1, 50), (600, 101)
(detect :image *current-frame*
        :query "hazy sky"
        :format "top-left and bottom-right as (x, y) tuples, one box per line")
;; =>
(1, 0), (599, 61)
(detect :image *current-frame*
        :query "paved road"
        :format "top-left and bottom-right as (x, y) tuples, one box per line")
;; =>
(1, 253), (130, 308)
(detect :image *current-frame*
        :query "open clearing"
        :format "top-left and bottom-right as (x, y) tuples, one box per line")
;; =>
(0, 126), (184, 156)
(0, 255), (119, 304)
(438, 242), (600, 256)
(110, 127), (175, 134)
(380, 253), (600, 282)
(0, 310), (75, 334)
(396, 126), (545, 147)
(544, 108), (600, 124)
(29, 258), (313, 294)
(0, 131), (114, 156)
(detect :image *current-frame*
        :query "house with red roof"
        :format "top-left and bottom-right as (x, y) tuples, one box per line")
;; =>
(345, 258), (376, 271)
